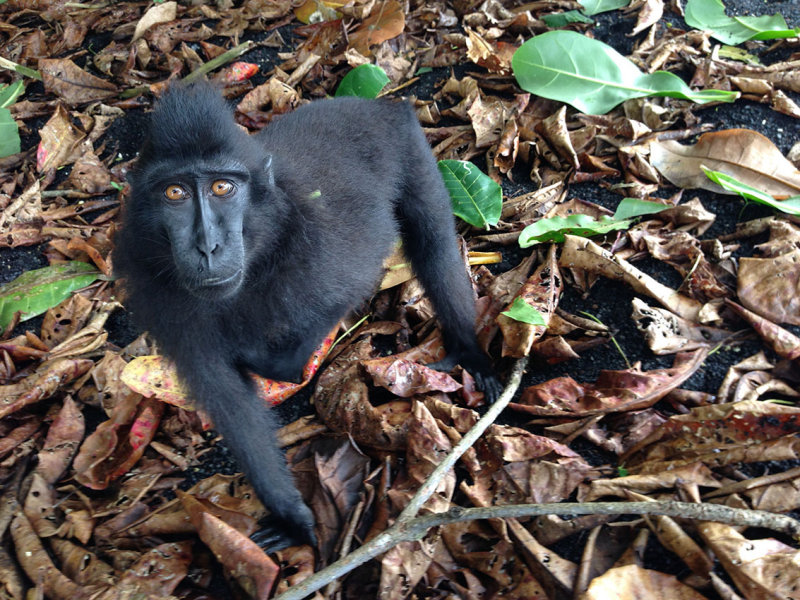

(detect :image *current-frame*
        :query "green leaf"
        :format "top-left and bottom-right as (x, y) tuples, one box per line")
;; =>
(612, 198), (669, 220)
(437, 160), (502, 229)
(519, 214), (632, 247)
(511, 31), (738, 115)
(501, 297), (547, 325)
(0, 262), (101, 330)
(578, 0), (629, 16)
(0, 108), (20, 159)
(685, 0), (799, 45)
(335, 64), (390, 98)
(702, 168), (800, 216)
(542, 10), (593, 27)
(0, 80), (23, 108)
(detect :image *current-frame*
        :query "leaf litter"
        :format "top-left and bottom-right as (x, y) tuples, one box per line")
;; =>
(0, 0), (800, 598)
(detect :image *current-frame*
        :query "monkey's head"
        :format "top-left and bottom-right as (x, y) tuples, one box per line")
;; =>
(118, 83), (284, 302)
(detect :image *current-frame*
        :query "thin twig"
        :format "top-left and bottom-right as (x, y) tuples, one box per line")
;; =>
(274, 356), (528, 600)
(275, 498), (800, 600)
(398, 356), (528, 524)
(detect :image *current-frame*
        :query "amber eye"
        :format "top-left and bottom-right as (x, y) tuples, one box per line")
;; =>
(164, 184), (185, 202)
(211, 180), (233, 196)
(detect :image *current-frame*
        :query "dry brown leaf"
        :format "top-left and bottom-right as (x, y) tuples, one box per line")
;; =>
(630, 0), (664, 35)
(559, 234), (702, 322)
(581, 564), (709, 599)
(362, 356), (461, 397)
(39, 58), (118, 106)
(10, 513), (83, 600)
(581, 463), (720, 502)
(0, 358), (93, 419)
(348, 0), (405, 55)
(650, 129), (800, 197)
(513, 350), (707, 417)
(497, 244), (561, 357)
(697, 522), (800, 600)
(624, 399), (800, 473)
(49, 538), (114, 587)
(37, 105), (86, 172)
(116, 541), (192, 596)
(193, 512), (279, 600)
(132, 1), (177, 42)
(738, 248), (800, 325)
(631, 298), (731, 354)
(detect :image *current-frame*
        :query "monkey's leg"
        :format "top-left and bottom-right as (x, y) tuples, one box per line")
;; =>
(396, 142), (502, 401)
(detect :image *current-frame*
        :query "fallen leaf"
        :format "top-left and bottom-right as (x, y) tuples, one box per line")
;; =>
(650, 129), (800, 197)
(39, 58), (118, 105)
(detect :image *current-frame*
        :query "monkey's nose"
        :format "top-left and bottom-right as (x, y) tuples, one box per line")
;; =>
(196, 243), (220, 268)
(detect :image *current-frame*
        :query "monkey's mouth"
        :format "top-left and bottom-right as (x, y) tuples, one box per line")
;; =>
(198, 269), (243, 288)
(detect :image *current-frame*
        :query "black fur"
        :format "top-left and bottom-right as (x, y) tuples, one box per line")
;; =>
(114, 83), (500, 547)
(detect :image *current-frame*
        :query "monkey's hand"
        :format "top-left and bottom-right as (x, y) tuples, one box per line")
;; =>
(250, 502), (317, 552)
(429, 351), (502, 403)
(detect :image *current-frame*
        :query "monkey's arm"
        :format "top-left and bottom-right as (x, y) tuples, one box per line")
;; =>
(175, 354), (316, 546)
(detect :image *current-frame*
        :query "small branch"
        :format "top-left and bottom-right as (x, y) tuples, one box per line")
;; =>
(0, 57), (42, 81)
(182, 40), (256, 84)
(274, 357), (528, 600)
(275, 499), (800, 600)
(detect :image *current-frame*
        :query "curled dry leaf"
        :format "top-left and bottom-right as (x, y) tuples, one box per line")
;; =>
(0, 357), (93, 419)
(37, 105), (86, 172)
(35, 395), (84, 484)
(73, 395), (164, 489)
(362, 356), (461, 397)
(11, 513), (83, 600)
(650, 129), (800, 197)
(725, 299), (800, 360)
(697, 521), (800, 600)
(559, 234), (702, 322)
(631, 298), (731, 355)
(581, 463), (720, 502)
(132, 1), (177, 42)
(192, 511), (279, 600)
(49, 538), (115, 587)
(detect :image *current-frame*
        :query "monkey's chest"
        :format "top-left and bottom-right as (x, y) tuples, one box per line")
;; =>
(238, 334), (323, 384)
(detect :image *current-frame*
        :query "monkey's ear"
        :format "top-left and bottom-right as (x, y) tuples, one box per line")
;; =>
(264, 154), (275, 188)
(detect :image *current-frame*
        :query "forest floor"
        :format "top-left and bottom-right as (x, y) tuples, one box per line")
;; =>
(0, 0), (799, 599)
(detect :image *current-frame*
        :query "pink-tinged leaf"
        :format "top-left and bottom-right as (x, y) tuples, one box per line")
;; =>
(36, 395), (84, 485)
(73, 396), (164, 489)
(511, 349), (707, 417)
(220, 62), (259, 83)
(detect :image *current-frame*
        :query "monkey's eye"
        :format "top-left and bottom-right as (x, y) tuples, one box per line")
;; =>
(164, 184), (186, 202)
(211, 180), (234, 197)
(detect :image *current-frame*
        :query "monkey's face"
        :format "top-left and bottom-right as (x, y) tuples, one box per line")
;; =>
(154, 165), (251, 300)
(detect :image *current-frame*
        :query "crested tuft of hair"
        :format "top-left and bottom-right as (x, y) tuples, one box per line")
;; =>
(138, 82), (247, 164)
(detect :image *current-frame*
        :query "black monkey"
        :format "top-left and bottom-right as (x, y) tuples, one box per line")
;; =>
(114, 83), (500, 547)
